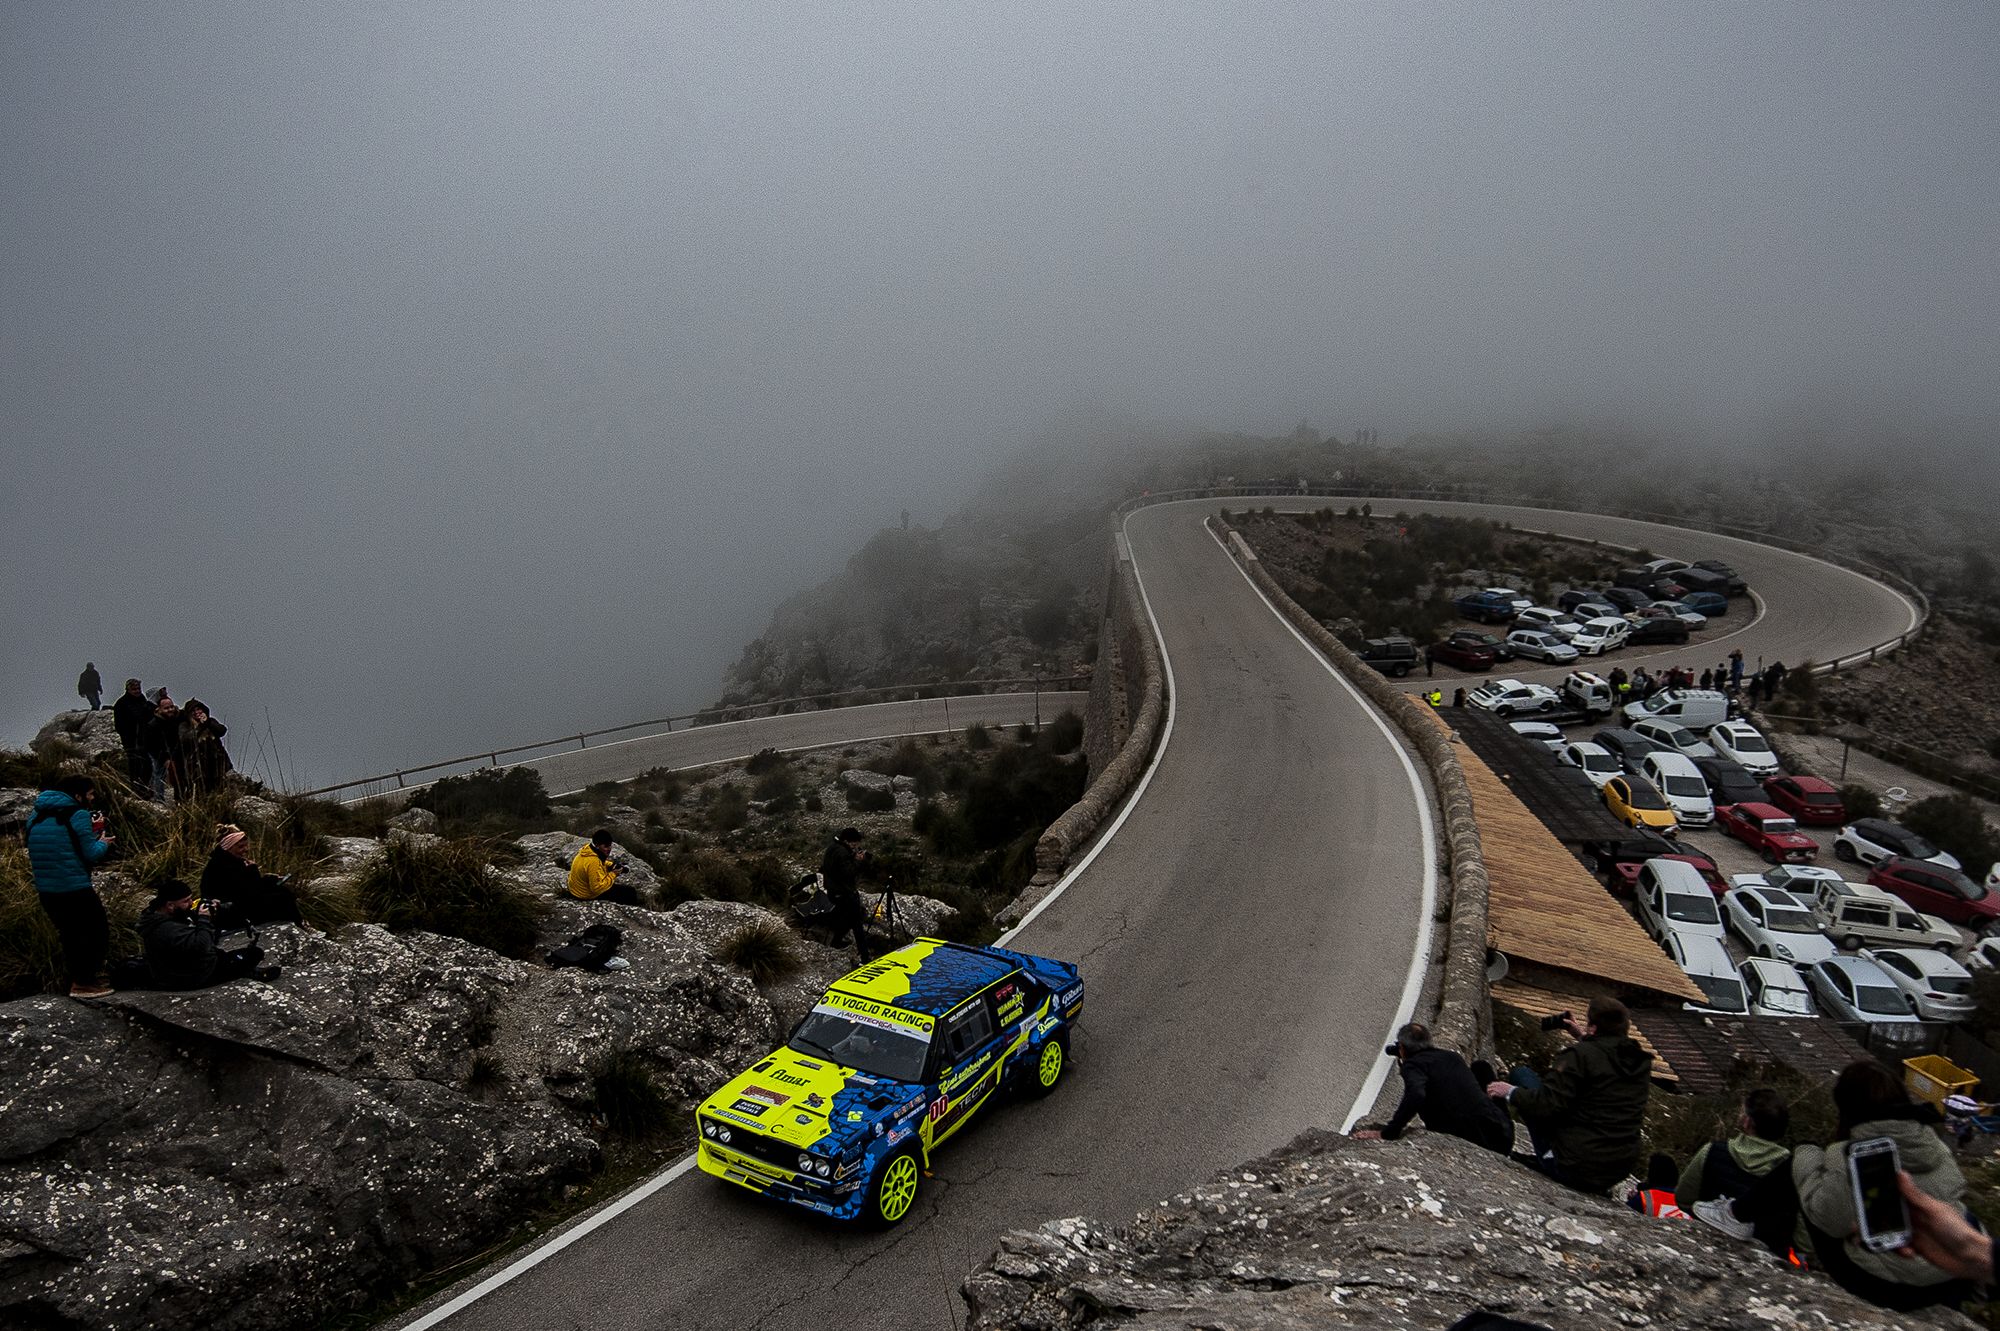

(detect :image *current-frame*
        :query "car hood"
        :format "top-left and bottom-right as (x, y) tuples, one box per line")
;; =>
(699, 1047), (927, 1153)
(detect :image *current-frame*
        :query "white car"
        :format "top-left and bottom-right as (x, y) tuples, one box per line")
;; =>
(1646, 600), (1708, 630)
(1708, 720), (1780, 776)
(1833, 818), (1963, 872)
(1632, 717), (1717, 761)
(1635, 859), (1727, 943)
(1468, 678), (1561, 717)
(1515, 607), (1584, 640)
(1723, 886), (1836, 966)
(1557, 741), (1623, 790)
(1754, 864), (1853, 900)
(1640, 751), (1716, 827)
(1570, 617), (1631, 656)
(1740, 958), (1817, 1018)
(1509, 720), (1566, 750)
(1968, 937), (2000, 972)
(1643, 558), (1690, 576)
(1665, 932), (1749, 1015)
(1505, 629), (1581, 664)
(1864, 948), (1976, 1021)
(1486, 587), (1534, 613)
(1805, 955), (1922, 1025)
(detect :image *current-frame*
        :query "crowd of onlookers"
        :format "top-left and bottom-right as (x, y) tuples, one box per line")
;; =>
(85, 667), (236, 805)
(1357, 998), (1991, 1314)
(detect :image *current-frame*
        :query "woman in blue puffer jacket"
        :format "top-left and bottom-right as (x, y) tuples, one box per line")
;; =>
(27, 775), (116, 997)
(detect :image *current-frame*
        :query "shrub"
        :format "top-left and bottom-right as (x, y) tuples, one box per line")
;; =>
(351, 837), (546, 958)
(1014, 723), (1036, 745)
(745, 747), (788, 775)
(702, 784), (750, 833)
(0, 845), (64, 998)
(1042, 710), (1084, 755)
(1903, 794), (2000, 875)
(845, 783), (895, 814)
(717, 919), (801, 985)
(590, 1047), (672, 1138)
(868, 739), (934, 782)
(802, 792), (823, 813)
(1840, 784), (1885, 822)
(752, 768), (797, 803)
(412, 767), (551, 831)
(963, 722), (992, 750)
(913, 800), (977, 857)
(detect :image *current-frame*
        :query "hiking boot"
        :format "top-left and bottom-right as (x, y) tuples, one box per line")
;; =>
(1693, 1198), (1754, 1241)
(68, 982), (114, 999)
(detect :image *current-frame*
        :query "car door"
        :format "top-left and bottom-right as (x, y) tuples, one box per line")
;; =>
(922, 984), (1009, 1154)
(1897, 866), (1956, 920)
(1739, 894), (1767, 948)
(1874, 953), (1921, 1011)
(1829, 966), (1858, 1020)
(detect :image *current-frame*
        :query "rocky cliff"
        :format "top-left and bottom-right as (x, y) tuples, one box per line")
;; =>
(962, 1130), (1974, 1331)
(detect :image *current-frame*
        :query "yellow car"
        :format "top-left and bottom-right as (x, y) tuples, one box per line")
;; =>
(1604, 774), (1679, 835)
(695, 938), (1084, 1226)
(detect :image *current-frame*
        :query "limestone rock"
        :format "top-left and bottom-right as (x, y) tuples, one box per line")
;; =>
(387, 806), (440, 834)
(840, 769), (893, 794)
(962, 1129), (1975, 1331)
(231, 793), (284, 826)
(317, 836), (384, 873)
(0, 788), (36, 834)
(512, 831), (659, 898)
(30, 709), (124, 762)
(891, 774), (917, 792)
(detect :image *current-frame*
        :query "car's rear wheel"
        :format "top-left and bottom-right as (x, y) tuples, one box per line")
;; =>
(1537, 700), (1556, 714)
(1028, 1032), (1068, 1098)
(1935, 939), (1957, 953)
(1392, 663), (1410, 678)
(1833, 842), (1857, 863)
(864, 1145), (922, 1228)
(1496, 706), (1514, 717)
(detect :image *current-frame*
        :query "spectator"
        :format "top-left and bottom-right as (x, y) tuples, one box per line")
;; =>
(146, 695), (189, 803)
(1452, 687), (1467, 708)
(112, 679), (153, 788)
(1487, 997), (1652, 1195)
(1676, 1088), (1797, 1255)
(199, 824), (303, 925)
(77, 662), (102, 710)
(1699, 668), (1714, 690)
(819, 826), (876, 961)
(1763, 660), (1788, 703)
(1628, 1153), (1688, 1219)
(1793, 1060), (1969, 1310)
(1728, 648), (1745, 693)
(26, 775), (116, 998)
(182, 699), (233, 793)
(567, 829), (640, 904)
(1352, 1022), (1514, 1153)
(136, 880), (274, 990)
(1423, 644), (1435, 678)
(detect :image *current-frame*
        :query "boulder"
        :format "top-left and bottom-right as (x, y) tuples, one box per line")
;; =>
(891, 774), (917, 792)
(861, 889), (958, 939)
(30, 709), (124, 763)
(387, 806), (439, 834)
(0, 788), (36, 834)
(317, 836), (384, 873)
(962, 1129), (1973, 1331)
(839, 769), (893, 794)
(231, 793), (284, 826)
(512, 831), (660, 898)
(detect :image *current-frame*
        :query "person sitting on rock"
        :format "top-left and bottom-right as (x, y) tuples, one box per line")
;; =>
(1352, 1022), (1514, 1154)
(1676, 1087), (1797, 1255)
(199, 824), (303, 925)
(568, 829), (639, 904)
(136, 879), (277, 990)
(1486, 997), (1652, 1196)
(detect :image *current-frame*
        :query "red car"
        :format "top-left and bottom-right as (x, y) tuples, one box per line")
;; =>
(1611, 850), (1728, 897)
(1430, 632), (1501, 671)
(1715, 802), (1820, 865)
(1761, 774), (1847, 826)
(1868, 855), (1999, 929)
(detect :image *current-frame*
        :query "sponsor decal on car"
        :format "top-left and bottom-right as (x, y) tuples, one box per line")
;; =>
(821, 990), (936, 1033)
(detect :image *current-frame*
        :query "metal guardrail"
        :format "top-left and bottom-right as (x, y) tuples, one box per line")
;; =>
(300, 673), (1087, 801)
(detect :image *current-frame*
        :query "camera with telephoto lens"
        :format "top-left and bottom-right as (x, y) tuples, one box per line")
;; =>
(1384, 1042), (1401, 1057)
(1540, 1011), (1573, 1032)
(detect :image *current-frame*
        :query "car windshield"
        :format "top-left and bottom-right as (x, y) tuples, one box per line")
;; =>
(1758, 981), (1813, 1015)
(1855, 984), (1907, 1017)
(1897, 830), (1941, 858)
(1662, 776), (1708, 798)
(1693, 975), (1746, 1013)
(1766, 907), (1817, 933)
(1667, 894), (1721, 925)
(1626, 783), (1669, 811)
(790, 1003), (932, 1082)
(1761, 816), (1799, 834)
(1584, 753), (1619, 773)
(1729, 731), (1772, 753)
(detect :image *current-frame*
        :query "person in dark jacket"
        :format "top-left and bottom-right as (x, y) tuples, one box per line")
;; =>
(1352, 1022), (1514, 1153)
(1676, 1087), (1797, 1255)
(819, 826), (875, 961)
(199, 824), (303, 925)
(1488, 997), (1653, 1195)
(26, 776), (117, 997)
(145, 695), (189, 802)
(112, 679), (153, 787)
(77, 662), (102, 710)
(137, 880), (271, 990)
(182, 699), (233, 793)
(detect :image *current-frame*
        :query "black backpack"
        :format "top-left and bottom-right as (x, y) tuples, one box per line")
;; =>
(546, 923), (623, 971)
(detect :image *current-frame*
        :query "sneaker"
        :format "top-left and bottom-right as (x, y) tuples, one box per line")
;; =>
(1693, 1197), (1754, 1241)
(68, 983), (114, 999)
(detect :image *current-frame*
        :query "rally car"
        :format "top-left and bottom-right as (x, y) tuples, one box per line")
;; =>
(695, 938), (1083, 1226)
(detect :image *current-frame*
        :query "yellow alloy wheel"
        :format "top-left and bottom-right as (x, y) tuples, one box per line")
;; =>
(877, 1152), (920, 1224)
(1038, 1040), (1064, 1088)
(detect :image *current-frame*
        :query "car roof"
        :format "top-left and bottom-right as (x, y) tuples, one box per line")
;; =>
(1732, 802), (1787, 819)
(1712, 719), (1760, 736)
(827, 938), (1016, 1016)
(1736, 885), (1810, 909)
(1741, 957), (1807, 984)
(1849, 817), (1902, 836)
(1568, 740), (1612, 755)
(1820, 954), (1894, 981)
(1871, 947), (1969, 977)
(1643, 750), (1701, 774)
(1671, 932), (1733, 971)
(1580, 617), (1626, 629)
(1780, 774), (1838, 792)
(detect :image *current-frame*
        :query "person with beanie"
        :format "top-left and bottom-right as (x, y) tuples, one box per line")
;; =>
(199, 824), (303, 925)
(26, 775), (116, 997)
(137, 879), (274, 989)
(182, 699), (233, 793)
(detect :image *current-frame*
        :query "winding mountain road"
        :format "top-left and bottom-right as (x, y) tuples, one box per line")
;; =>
(399, 499), (1916, 1331)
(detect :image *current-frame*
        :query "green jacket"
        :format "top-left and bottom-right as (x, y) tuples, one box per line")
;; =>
(1794, 1118), (1963, 1289)
(1510, 1034), (1653, 1193)
(1675, 1132), (1790, 1213)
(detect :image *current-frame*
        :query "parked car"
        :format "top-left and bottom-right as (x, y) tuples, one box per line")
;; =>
(1557, 741), (1624, 790)
(1716, 802), (1820, 864)
(1486, 587), (1534, 613)
(1806, 955), (1922, 1025)
(1515, 606), (1583, 640)
(1639, 751), (1716, 827)
(1834, 818), (1963, 871)
(1584, 829), (1694, 878)
(1606, 774), (1680, 835)
(1740, 958), (1816, 1017)
(1868, 856), (2000, 930)
(1626, 615), (1690, 646)
(1623, 689), (1730, 729)
(1756, 864), (1854, 902)
(1467, 678), (1561, 717)
(1570, 617), (1632, 656)
(1642, 558), (1690, 577)
(1359, 637), (1419, 677)
(1614, 568), (1685, 599)
(1809, 881), (1958, 953)
(1610, 849), (1726, 897)
(1679, 591), (1730, 618)
(1509, 720), (1567, 749)
(1452, 590), (1520, 625)
(1647, 600), (1708, 630)
(1707, 721), (1781, 776)
(1762, 775), (1847, 826)
(1864, 948), (1976, 1021)
(1594, 726), (1666, 772)
(1723, 885), (1836, 965)
(1634, 858), (1725, 940)
(1665, 932), (1749, 1015)
(1694, 754), (1768, 807)
(1685, 563), (1745, 597)
(1430, 632), (1499, 672)
(1968, 937), (2000, 972)
(1600, 587), (1651, 613)
(1632, 717), (1716, 761)
(1505, 629), (1581, 664)
(1558, 588), (1610, 614)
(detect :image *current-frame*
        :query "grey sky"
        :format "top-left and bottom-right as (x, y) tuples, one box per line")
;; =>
(5, 3), (1996, 786)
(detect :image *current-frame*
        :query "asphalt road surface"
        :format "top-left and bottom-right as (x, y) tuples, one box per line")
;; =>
(401, 498), (1915, 1331)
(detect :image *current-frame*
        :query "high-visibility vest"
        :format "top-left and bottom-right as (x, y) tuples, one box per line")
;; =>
(1636, 1188), (1687, 1219)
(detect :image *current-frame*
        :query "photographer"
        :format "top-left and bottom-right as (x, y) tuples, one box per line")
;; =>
(1352, 1023), (1513, 1153)
(200, 825), (303, 925)
(567, 828), (639, 904)
(1486, 997), (1652, 1195)
(819, 826), (876, 961)
(137, 880), (274, 990)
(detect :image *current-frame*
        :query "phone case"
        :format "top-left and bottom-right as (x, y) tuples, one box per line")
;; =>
(1849, 1136), (1911, 1253)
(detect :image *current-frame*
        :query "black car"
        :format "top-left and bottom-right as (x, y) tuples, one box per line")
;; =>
(1693, 560), (1749, 596)
(1359, 636), (1419, 677)
(1558, 588), (1610, 613)
(1593, 726), (1666, 773)
(1579, 829), (1698, 876)
(1600, 587), (1651, 613)
(1672, 567), (1734, 599)
(1626, 615), (1690, 646)
(1693, 754), (1765, 807)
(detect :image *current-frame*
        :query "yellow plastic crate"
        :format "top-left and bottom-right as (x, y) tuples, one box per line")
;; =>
(1905, 1054), (1978, 1108)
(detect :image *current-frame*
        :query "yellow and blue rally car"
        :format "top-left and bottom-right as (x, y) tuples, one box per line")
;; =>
(695, 937), (1083, 1226)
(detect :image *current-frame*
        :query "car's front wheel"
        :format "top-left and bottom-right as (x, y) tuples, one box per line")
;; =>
(863, 1145), (923, 1229)
(1833, 841), (1857, 863)
(1028, 1032), (1068, 1098)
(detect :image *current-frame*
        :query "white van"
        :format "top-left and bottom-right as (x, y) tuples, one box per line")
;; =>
(1811, 880), (1958, 952)
(1640, 751), (1717, 827)
(1635, 858), (1726, 942)
(1562, 671), (1615, 718)
(1622, 688), (1730, 729)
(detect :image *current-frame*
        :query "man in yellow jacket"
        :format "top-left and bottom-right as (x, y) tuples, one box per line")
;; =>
(568, 829), (639, 904)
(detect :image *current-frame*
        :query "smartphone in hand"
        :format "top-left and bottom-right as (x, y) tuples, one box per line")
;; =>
(1849, 1136), (1912, 1252)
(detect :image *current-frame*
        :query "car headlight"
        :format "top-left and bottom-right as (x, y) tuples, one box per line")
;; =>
(815, 1160), (832, 1178)
(1774, 943), (1793, 960)
(798, 1153), (815, 1171)
(716, 1127), (731, 1145)
(703, 1122), (716, 1138)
